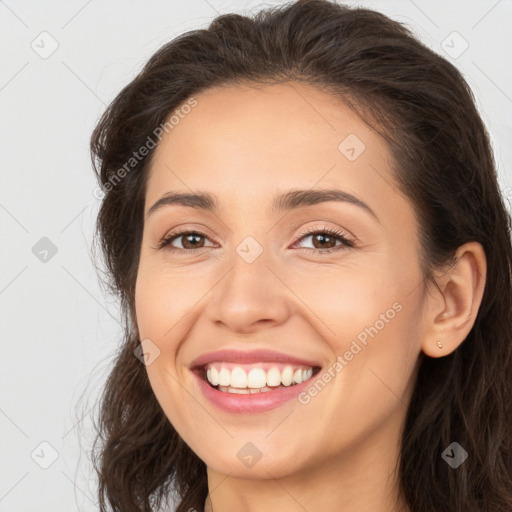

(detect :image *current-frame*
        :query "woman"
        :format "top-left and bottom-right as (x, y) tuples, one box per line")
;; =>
(89, 1), (512, 511)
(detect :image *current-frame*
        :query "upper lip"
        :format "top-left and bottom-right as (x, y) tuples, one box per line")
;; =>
(189, 349), (321, 369)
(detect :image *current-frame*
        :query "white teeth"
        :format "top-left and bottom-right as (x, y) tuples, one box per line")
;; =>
(218, 367), (231, 386)
(266, 367), (281, 387)
(205, 364), (316, 390)
(228, 387), (250, 394)
(230, 367), (247, 388)
(209, 367), (219, 386)
(281, 366), (293, 386)
(218, 385), (273, 394)
(247, 368), (267, 388)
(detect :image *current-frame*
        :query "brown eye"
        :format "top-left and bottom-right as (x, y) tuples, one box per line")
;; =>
(179, 233), (206, 249)
(158, 230), (215, 251)
(293, 227), (355, 253)
(309, 233), (338, 249)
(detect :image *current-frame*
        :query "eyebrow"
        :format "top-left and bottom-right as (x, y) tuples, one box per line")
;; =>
(146, 188), (379, 221)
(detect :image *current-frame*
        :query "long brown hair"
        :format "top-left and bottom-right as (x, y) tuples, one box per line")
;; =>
(89, 1), (512, 510)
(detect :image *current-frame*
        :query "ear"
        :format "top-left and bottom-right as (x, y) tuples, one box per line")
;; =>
(421, 241), (487, 357)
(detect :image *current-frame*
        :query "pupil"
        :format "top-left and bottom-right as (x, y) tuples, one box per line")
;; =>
(315, 234), (333, 248)
(185, 234), (202, 248)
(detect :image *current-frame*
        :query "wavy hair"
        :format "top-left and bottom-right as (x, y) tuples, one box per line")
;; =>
(89, 1), (512, 510)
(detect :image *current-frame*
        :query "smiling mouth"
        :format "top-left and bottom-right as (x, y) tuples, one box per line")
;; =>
(196, 363), (322, 394)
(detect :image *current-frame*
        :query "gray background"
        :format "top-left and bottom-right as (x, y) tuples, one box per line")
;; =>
(1, 0), (511, 510)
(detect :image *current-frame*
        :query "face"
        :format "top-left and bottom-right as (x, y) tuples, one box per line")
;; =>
(135, 82), (428, 480)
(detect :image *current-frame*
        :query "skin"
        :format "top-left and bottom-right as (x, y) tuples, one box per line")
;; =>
(134, 82), (486, 512)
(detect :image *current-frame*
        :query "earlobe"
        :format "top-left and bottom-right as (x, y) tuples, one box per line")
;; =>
(422, 241), (487, 358)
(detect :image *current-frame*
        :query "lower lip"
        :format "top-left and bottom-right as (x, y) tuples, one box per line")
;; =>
(192, 370), (317, 413)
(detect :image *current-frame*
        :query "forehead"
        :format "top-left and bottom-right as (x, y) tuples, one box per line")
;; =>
(145, 81), (404, 222)
(150, 81), (388, 166)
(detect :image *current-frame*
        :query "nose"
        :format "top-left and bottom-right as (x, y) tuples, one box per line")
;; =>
(205, 248), (291, 334)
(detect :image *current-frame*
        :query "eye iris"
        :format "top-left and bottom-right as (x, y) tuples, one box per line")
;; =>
(181, 233), (204, 249)
(312, 233), (336, 249)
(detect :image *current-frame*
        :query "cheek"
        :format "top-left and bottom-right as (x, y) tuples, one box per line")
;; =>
(282, 260), (406, 347)
(286, 256), (424, 401)
(134, 264), (203, 433)
(134, 260), (207, 339)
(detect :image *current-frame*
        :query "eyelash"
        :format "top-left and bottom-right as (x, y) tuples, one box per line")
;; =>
(157, 226), (355, 255)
